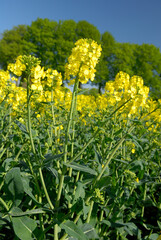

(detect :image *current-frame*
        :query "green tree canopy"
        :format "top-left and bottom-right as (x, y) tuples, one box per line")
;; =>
(133, 44), (161, 98)
(94, 32), (115, 93)
(0, 25), (28, 69)
(75, 20), (101, 42)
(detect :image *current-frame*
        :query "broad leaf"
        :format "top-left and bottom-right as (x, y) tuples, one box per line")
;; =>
(12, 208), (37, 240)
(60, 220), (88, 240)
(64, 163), (97, 176)
(80, 223), (99, 239)
(5, 167), (24, 206)
(14, 120), (28, 136)
(46, 167), (59, 184)
(22, 176), (39, 204)
(73, 182), (85, 202)
(10, 207), (46, 216)
(44, 153), (63, 166)
(71, 198), (83, 214)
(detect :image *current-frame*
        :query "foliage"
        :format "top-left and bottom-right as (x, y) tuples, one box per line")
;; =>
(0, 25), (28, 69)
(0, 38), (161, 240)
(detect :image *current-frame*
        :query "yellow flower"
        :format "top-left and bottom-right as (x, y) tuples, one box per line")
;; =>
(131, 148), (135, 154)
(65, 38), (101, 84)
(32, 65), (45, 80)
(136, 178), (139, 183)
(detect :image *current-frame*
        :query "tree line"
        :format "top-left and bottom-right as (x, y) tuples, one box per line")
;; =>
(0, 18), (161, 98)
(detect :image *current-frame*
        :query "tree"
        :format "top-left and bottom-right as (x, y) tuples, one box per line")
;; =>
(52, 20), (77, 74)
(94, 32), (115, 93)
(0, 25), (29, 69)
(133, 44), (161, 98)
(24, 18), (58, 68)
(108, 42), (136, 79)
(75, 20), (101, 43)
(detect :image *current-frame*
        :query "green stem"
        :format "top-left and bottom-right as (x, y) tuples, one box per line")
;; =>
(14, 142), (26, 162)
(27, 74), (36, 156)
(51, 79), (57, 151)
(39, 168), (54, 210)
(0, 197), (12, 222)
(141, 183), (147, 217)
(26, 75), (41, 197)
(99, 209), (104, 222)
(69, 120), (76, 177)
(86, 200), (94, 223)
(54, 224), (58, 240)
(55, 174), (64, 208)
(0, 148), (6, 161)
(56, 79), (79, 208)
(26, 74), (45, 234)
(64, 79), (79, 163)
(0, 197), (9, 211)
(55, 79), (79, 240)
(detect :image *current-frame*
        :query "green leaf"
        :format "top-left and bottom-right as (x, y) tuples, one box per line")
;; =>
(80, 223), (99, 239)
(147, 233), (159, 240)
(12, 207), (37, 240)
(10, 207), (46, 216)
(46, 167), (59, 184)
(64, 163), (97, 176)
(44, 153), (63, 166)
(101, 220), (111, 227)
(73, 182), (85, 202)
(113, 158), (128, 164)
(71, 198), (83, 214)
(15, 120), (37, 138)
(157, 220), (161, 229)
(5, 167), (24, 206)
(77, 89), (91, 95)
(127, 133), (143, 151)
(60, 221), (88, 240)
(2, 158), (15, 171)
(112, 222), (138, 236)
(114, 129), (123, 136)
(130, 160), (145, 171)
(83, 203), (90, 220)
(14, 120), (28, 135)
(12, 217), (37, 240)
(22, 176), (39, 204)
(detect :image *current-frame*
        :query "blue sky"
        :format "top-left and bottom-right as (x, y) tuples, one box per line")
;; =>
(0, 0), (161, 50)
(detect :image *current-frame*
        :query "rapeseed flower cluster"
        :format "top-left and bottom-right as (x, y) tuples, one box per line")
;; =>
(65, 38), (102, 84)
(0, 70), (10, 100)
(43, 69), (62, 89)
(105, 71), (150, 116)
(8, 56), (26, 77)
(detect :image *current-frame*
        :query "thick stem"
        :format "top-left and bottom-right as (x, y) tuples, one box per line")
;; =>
(0, 197), (12, 222)
(26, 74), (45, 234)
(39, 168), (54, 210)
(51, 78), (58, 151)
(54, 79), (79, 240)
(55, 79), (79, 208)
(141, 183), (147, 217)
(27, 74), (36, 155)
(69, 120), (76, 177)
(86, 200), (94, 223)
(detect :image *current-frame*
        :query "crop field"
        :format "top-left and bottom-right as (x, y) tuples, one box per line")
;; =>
(0, 39), (161, 240)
